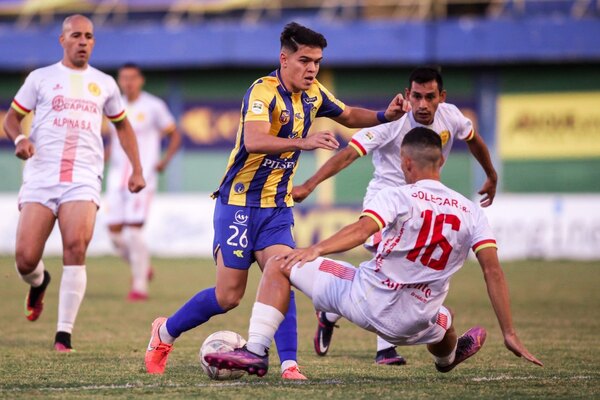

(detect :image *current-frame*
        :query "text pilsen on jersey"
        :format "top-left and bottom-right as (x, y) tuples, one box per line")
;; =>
(412, 190), (470, 213)
(261, 158), (296, 170)
(52, 96), (100, 114)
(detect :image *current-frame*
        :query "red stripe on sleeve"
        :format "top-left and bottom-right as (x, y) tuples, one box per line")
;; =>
(350, 139), (367, 156)
(363, 209), (386, 229)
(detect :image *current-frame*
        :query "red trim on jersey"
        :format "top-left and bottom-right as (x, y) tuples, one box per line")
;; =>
(436, 313), (448, 330)
(107, 110), (126, 122)
(318, 259), (356, 281)
(350, 139), (367, 156)
(472, 239), (497, 252)
(59, 129), (80, 183)
(362, 209), (386, 229)
(12, 99), (31, 114)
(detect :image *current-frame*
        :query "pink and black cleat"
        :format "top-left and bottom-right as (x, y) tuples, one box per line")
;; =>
(375, 346), (407, 366)
(314, 311), (338, 356)
(436, 326), (487, 373)
(204, 346), (269, 377)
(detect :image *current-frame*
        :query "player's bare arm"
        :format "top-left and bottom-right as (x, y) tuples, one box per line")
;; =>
(244, 120), (339, 154)
(292, 146), (360, 203)
(3, 108), (35, 160)
(113, 117), (146, 193)
(467, 133), (498, 207)
(280, 216), (379, 270)
(156, 126), (182, 172)
(334, 94), (410, 128)
(476, 247), (543, 367)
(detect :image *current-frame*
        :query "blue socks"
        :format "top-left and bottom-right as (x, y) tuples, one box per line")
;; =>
(273, 290), (298, 363)
(165, 287), (225, 338)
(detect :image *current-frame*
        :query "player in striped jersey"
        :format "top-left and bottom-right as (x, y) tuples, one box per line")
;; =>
(2, 15), (145, 352)
(204, 128), (542, 378)
(145, 22), (409, 379)
(292, 67), (498, 365)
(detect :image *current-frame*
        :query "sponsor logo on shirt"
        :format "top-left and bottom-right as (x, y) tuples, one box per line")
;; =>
(52, 96), (100, 114)
(136, 112), (145, 122)
(88, 82), (101, 97)
(233, 250), (244, 258)
(279, 110), (290, 124)
(261, 158), (296, 170)
(53, 117), (92, 132)
(288, 131), (300, 139)
(52, 83), (63, 91)
(365, 131), (375, 141)
(251, 101), (264, 114)
(294, 112), (303, 120)
(381, 278), (432, 302)
(304, 96), (318, 104)
(439, 130), (450, 146)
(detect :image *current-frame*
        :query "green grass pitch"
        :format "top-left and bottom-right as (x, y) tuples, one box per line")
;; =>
(0, 256), (598, 399)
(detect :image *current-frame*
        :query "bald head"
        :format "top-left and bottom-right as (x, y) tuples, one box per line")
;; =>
(400, 127), (444, 184)
(60, 14), (95, 70)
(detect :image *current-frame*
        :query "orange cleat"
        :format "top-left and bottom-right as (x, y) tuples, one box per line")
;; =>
(145, 317), (173, 374)
(25, 271), (51, 322)
(281, 365), (307, 380)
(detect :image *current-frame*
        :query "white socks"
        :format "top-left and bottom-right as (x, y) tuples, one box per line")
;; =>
(324, 312), (342, 324)
(377, 336), (396, 352)
(434, 342), (457, 367)
(159, 322), (176, 345)
(57, 265), (87, 334)
(18, 260), (45, 287)
(109, 231), (130, 262)
(128, 227), (150, 294)
(246, 302), (285, 356)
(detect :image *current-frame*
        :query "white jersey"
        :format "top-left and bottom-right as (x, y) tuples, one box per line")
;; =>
(355, 179), (497, 339)
(11, 62), (126, 187)
(349, 103), (475, 206)
(107, 91), (175, 190)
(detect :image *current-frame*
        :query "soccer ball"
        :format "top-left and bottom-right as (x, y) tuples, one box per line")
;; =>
(199, 330), (247, 380)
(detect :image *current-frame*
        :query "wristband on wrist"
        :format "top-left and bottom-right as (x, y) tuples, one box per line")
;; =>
(376, 111), (389, 123)
(14, 134), (26, 146)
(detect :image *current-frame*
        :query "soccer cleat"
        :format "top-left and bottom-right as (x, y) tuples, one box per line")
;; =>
(281, 365), (308, 380)
(435, 326), (487, 373)
(54, 331), (75, 353)
(127, 291), (148, 302)
(145, 317), (174, 374)
(204, 345), (269, 377)
(375, 346), (407, 366)
(314, 311), (338, 356)
(25, 270), (51, 322)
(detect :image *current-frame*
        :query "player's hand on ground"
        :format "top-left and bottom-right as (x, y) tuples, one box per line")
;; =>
(15, 138), (35, 160)
(504, 332), (543, 367)
(291, 183), (313, 203)
(384, 94), (411, 122)
(302, 131), (339, 151)
(478, 175), (497, 207)
(155, 159), (168, 173)
(278, 247), (320, 271)
(128, 171), (146, 193)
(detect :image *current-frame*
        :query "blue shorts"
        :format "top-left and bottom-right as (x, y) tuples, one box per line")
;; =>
(213, 201), (295, 270)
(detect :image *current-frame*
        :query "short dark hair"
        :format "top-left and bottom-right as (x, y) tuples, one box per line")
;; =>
(401, 127), (442, 151)
(280, 22), (327, 52)
(118, 62), (143, 75)
(408, 67), (443, 91)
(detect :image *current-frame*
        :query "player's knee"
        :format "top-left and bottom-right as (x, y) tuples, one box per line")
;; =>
(62, 238), (89, 262)
(215, 288), (244, 311)
(15, 250), (39, 275)
(263, 256), (286, 278)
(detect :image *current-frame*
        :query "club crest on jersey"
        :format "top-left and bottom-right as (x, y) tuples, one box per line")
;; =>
(88, 82), (101, 96)
(439, 130), (450, 146)
(234, 183), (245, 194)
(234, 210), (248, 226)
(304, 96), (317, 104)
(279, 110), (290, 124)
(251, 101), (264, 114)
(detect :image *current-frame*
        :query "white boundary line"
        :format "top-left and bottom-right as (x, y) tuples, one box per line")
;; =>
(471, 375), (593, 382)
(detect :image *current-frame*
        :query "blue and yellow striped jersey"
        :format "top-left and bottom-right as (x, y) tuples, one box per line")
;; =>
(214, 69), (346, 208)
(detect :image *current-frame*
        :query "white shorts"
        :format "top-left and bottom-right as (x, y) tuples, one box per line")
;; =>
(18, 181), (101, 216)
(290, 257), (452, 346)
(104, 187), (154, 225)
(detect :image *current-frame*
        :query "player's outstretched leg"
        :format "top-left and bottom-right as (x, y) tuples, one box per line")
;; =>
(435, 326), (487, 373)
(274, 291), (306, 380)
(375, 336), (407, 366)
(314, 311), (342, 356)
(205, 345), (269, 377)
